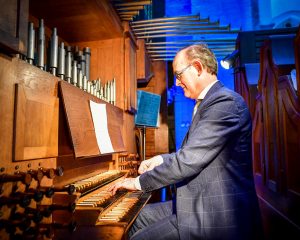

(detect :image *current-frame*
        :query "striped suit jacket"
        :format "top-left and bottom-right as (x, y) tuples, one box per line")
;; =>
(139, 81), (263, 239)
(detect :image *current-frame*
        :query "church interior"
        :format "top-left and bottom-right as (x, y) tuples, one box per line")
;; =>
(0, 0), (299, 239)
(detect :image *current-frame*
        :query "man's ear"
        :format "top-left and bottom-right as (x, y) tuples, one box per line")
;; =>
(192, 60), (203, 76)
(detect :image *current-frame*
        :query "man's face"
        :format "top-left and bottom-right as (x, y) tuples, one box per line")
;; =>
(173, 52), (200, 99)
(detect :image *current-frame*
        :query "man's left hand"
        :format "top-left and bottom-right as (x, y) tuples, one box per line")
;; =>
(108, 178), (137, 195)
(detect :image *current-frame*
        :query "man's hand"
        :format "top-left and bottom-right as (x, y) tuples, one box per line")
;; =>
(138, 155), (163, 174)
(108, 178), (137, 195)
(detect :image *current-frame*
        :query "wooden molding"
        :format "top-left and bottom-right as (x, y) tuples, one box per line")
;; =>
(13, 84), (59, 161)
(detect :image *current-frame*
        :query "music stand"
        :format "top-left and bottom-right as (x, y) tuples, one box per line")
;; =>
(135, 90), (161, 161)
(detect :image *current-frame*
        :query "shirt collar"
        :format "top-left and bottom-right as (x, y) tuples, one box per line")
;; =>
(198, 80), (218, 100)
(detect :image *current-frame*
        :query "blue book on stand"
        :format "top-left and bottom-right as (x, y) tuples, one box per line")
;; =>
(135, 90), (161, 127)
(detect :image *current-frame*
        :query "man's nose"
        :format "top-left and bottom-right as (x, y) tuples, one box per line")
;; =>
(175, 78), (180, 86)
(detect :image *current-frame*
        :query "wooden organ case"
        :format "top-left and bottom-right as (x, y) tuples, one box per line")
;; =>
(0, 0), (152, 239)
(55, 81), (151, 240)
(234, 28), (300, 238)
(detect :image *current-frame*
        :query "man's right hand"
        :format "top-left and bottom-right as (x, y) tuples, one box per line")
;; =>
(138, 155), (163, 174)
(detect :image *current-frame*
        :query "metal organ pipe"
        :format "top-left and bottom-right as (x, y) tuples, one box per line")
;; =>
(65, 46), (72, 83)
(27, 22), (35, 65)
(37, 19), (45, 70)
(49, 28), (58, 75)
(71, 60), (78, 86)
(83, 47), (91, 81)
(58, 42), (65, 79)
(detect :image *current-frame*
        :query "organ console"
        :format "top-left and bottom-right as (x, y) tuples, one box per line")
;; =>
(56, 169), (151, 240)
(0, 1), (155, 239)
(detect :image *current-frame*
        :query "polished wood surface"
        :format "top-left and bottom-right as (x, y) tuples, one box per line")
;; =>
(74, 35), (138, 154)
(14, 83), (58, 161)
(0, 0), (28, 54)
(136, 39), (153, 83)
(0, 56), (59, 240)
(29, 0), (123, 42)
(234, 60), (258, 119)
(0, 56), (59, 163)
(0, 0), (157, 238)
(123, 22), (138, 114)
(59, 81), (125, 158)
(250, 35), (300, 238)
(74, 39), (124, 108)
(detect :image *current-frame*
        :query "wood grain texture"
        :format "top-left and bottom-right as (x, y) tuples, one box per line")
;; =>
(14, 83), (59, 160)
(136, 39), (153, 83)
(0, 56), (58, 163)
(29, 0), (123, 43)
(74, 38), (124, 109)
(124, 28), (137, 113)
(0, 55), (59, 240)
(234, 59), (258, 119)
(59, 81), (125, 158)
(0, 0), (28, 54)
(251, 36), (300, 235)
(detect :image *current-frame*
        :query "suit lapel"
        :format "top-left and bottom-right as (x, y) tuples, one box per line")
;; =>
(181, 81), (224, 146)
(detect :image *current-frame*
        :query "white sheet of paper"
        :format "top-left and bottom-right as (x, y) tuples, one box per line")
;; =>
(89, 100), (114, 154)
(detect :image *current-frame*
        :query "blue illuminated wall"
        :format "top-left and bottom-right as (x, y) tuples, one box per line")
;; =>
(165, 0), (300, 149)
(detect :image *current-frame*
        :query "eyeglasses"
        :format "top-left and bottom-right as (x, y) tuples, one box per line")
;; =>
(174, 64), (192, 80)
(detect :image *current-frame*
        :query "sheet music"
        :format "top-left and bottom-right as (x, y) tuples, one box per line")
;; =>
(89, 100), (114, 154)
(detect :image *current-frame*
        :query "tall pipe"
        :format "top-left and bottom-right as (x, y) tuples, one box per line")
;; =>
(37, 19), (45, 70)
(49, 28), (58, 76)
(65, 46), (72, 83)
(113, 78), (116, 105)
(83, 76), (87, 91)
(71, 60), (77, 86)
(27, 22), (35, 65)
(77, 68), (83, 89)
(57, 42), (65, 80)
(83, 47), (91, 81)
(78, 54), (86, 78)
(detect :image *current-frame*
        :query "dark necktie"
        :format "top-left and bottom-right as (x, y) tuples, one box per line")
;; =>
(193, 99), (202, 117)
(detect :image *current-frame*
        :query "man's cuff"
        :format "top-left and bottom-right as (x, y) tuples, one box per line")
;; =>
(154, 155), (164, 165)
(134, 176), (142, 190)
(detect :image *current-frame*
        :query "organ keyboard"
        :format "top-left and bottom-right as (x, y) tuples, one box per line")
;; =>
(72, 170), (126, 195)
(58, 170), (151, 240)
